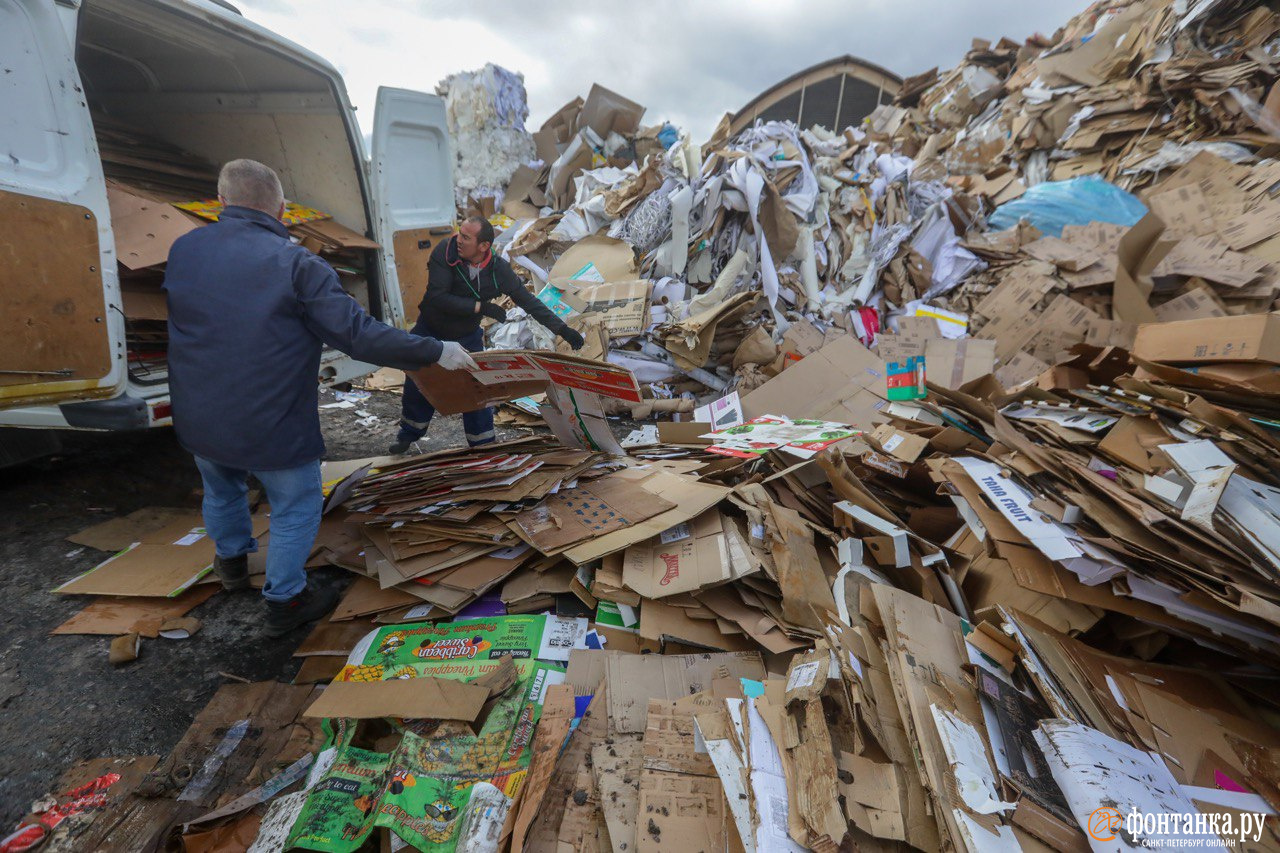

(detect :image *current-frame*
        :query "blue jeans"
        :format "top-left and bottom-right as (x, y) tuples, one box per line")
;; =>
(397, 324), (495, 447)
(193, 456), (322, 603)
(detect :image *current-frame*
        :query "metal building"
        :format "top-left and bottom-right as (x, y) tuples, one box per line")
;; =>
(731, 55), (902, 135)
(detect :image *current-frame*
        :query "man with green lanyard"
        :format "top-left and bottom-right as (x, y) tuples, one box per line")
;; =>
(391, 216), (585, 453)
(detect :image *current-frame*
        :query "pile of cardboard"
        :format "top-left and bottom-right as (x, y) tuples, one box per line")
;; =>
(38, 317), (1280, 850)
(473, 0), (1280, 425)
(903, 0), (1280, 189)
(299, 333), (1280, 849)
(310, 431), (813, 655)
(30, 0), (1280, 849)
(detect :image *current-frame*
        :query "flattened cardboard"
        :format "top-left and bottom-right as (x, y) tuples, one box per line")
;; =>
(975, 273), (1057, 359)
(120, 285), (168, 321)
(925, 338), (996, 390)
(605, 651), (765, 734)
(409, 349), (642, 416)
(996, 351), (1050, 389)
(513, 474), (674, 553)
(593, 738), (642, 852)
(695, 587), (806, 654)
(1144, 183), (1216, 238)
(56, 513), (270, 598)
(562, 472), (731, 565)
(1156, 234), (1267, 287)
(638, 698), (728, 852)
(293, 617), (379, 658)
(741, 335), (887, 429)
(293, 217), (380, 251)
(302, 676), (489, 720)
(52, 585), (219, 638)
(1133, 313), (1280, 364)
(563, 279), (650, 338)
(871, 424), (929, 463)
(1220, 200), (1280, 250)
(548, 234), (637, 283)
(639, 599), (758, 651)
(330, 576), (422, 621)
(106, 182), (201, 270)
(68, 507), (192, 552)
(1152, 288), (1228, 322)
(656, 421), (713, 445)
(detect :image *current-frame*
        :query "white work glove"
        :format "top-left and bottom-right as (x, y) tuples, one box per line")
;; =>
(436, 340), (479, 371)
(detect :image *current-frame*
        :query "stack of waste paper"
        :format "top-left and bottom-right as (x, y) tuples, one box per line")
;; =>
(40, 325), (1280, 851)
(469, 0), (1280, 421)
(438, 63), (539, 208)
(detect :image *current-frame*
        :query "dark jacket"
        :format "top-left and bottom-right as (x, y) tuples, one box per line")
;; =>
(417, 236), (570, 341)
(165, 206), (444, 470)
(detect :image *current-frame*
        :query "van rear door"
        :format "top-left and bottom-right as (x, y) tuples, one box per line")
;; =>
(370, 87), (455, 328)
(0, 1), (124, 408)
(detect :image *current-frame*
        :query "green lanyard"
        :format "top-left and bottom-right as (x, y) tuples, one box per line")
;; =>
(454, 264), (497, 301)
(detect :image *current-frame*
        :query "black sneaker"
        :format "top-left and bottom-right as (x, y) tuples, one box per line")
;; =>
(388, 439), (413, 455)
(264, 582), (340, 638)
(214, 554), (251, 592)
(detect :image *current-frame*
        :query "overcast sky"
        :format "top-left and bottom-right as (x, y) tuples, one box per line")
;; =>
(235, 0), (1089, 141)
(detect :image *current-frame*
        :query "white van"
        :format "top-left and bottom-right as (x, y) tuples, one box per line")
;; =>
(0, 0), (453, 460)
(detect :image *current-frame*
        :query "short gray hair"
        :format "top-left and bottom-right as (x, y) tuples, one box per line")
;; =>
(217, 159), (284, 214)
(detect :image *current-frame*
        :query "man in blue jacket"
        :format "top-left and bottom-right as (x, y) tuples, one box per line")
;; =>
(165, 159), (477, 637)
(389, 216), (585, 453)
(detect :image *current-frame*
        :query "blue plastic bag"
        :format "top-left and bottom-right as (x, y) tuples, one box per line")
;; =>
(988, 175), (1147, 237)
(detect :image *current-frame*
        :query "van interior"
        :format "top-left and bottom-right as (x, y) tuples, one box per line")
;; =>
(75, 0), (384, 385)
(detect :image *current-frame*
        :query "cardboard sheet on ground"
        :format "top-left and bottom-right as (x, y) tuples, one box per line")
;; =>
(334, 614), (588, 682)
(67, 507), (193, 552)
(52, 585), (218, 637)
(55, 513), (270, 598)
(409, 350), (641, 416)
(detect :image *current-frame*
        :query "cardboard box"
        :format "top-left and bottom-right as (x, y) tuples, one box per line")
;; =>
(1132, 313), (1280, 364)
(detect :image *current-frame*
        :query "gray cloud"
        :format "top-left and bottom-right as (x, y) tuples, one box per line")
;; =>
(415, 0), (1089, 137)
(234, 0), (1091, 141)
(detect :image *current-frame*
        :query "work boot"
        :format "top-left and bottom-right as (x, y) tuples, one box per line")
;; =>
(264, 582), (340, 638)
(213, 554), (251, 592)
(388, 439), (412, 455)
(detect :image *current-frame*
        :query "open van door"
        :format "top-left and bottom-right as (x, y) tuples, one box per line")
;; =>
(370, 87), (456, 328)
(0, 1), (124, 408)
